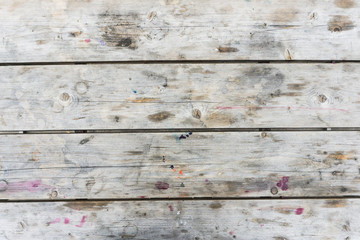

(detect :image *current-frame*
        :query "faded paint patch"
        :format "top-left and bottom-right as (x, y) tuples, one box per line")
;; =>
(0, 180), (53, 193)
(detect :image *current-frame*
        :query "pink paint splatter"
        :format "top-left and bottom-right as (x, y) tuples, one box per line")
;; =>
(229, 231), (234, 235)
(295, 208), (304, 215)
(139, 196), (146, 199)
(276, 177), (289, 191)
(64, 218), (70, 224)
(1, 180), (53, 193)
(48, 218), (60, 225)
(260, 224), (264, 227)
(75, 216), (87, 227)
(216, 105), (349, 113)
(169, 205), (174, 211)
(85, 39), (91, 43)
(205, 179), (209, 182)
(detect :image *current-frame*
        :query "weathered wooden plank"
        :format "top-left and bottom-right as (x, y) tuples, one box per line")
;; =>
(0, 132), (359, 200)
(1, 63), (359, 130)
(0, 0), (359, 62)
(0, 199), (358, 239)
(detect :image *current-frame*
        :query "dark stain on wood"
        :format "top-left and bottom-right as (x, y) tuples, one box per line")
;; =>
(323, 199), (347, 208)
(98, 11), (139, 49)
(63, 201), (112, 211)
(243, 67), (284, 88)
(287, 83), (307, 90)
(141, 71), (168, 88)
(334, 0), (355, 8)
(209, 202), (222, 209)
(155, 181), (169, 190)
(79, 135), (94, 145)
(273, 237), (289, 240)
(69, 31), (82, 37)
(126, 151), (144, 155)
(217, 46), (239, 53)
(328, 15), (355, 32)
(147, 111), (173, 122)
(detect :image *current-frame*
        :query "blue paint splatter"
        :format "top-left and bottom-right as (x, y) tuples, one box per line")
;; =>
(132, 89), (137, 94)
(173, 134), (181, 143)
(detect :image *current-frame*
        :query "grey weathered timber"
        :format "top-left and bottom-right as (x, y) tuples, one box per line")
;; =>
(0, 0), (359, 62)
(0, 199), (358, 239)
(1, 63), (359, 130)
(0, 132), (358, 200)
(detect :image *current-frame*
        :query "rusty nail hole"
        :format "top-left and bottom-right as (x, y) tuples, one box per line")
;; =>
(0, 179), (8, 192)
(192, 109), (202, 119)
(261, 132), (267, 138)
(318, 94), (327, 103)
(50, 190), (58, 198)
(271, 187), (278, 195)
(60, 92), (70, 101)
(332, 26), (342, 32)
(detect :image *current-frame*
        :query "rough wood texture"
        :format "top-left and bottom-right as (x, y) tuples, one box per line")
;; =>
(0, 0), (359, 62)
(0, 132), (359, 200)
(1, 63), (359, 130)
(0, 199), (358, 239)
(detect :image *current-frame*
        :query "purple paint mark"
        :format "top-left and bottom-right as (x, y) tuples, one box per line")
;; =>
(85, 39), (91, 43)
(245, 190), (250, 193)
(169, 205), (174, 211)
(276, 177), (289, 191)
(295, 208), (304, 215)
(48, 218), (60, 225)
(75, 216), (87, 228)
(64, 218), (70, 224)
(155, 181), (169, 190)
(96, 39), (105, 46)
(260, 224), (264, 227)
(205, 179), (209, 182)
(216, 106), (349, 113)
(2, 180), (53, 193)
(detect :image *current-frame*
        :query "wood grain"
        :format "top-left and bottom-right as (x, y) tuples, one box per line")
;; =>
(0, 0), (359, 62)
(1, 63), (359, 130)
(0, 131), (359, 200)
(0, 199), (358, 239)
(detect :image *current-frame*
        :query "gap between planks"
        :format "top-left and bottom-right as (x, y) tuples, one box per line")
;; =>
(1, 127), (360, 135)
(1, 196), (360, 203)
(1, 60), (360, 66)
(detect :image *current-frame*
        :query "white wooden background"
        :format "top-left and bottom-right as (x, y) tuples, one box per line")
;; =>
(1, 0), (359, 239)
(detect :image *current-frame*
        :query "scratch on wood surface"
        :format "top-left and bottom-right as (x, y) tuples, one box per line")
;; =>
(216, 106), (349, 113)
(127, 98), (160, 103)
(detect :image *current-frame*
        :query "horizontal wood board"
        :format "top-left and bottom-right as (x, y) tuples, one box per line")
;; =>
(1, 63), (359, 130)
(0, 199), (358, 239)
(0, 0), (359, 62)
(0, 131), (359, 199)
